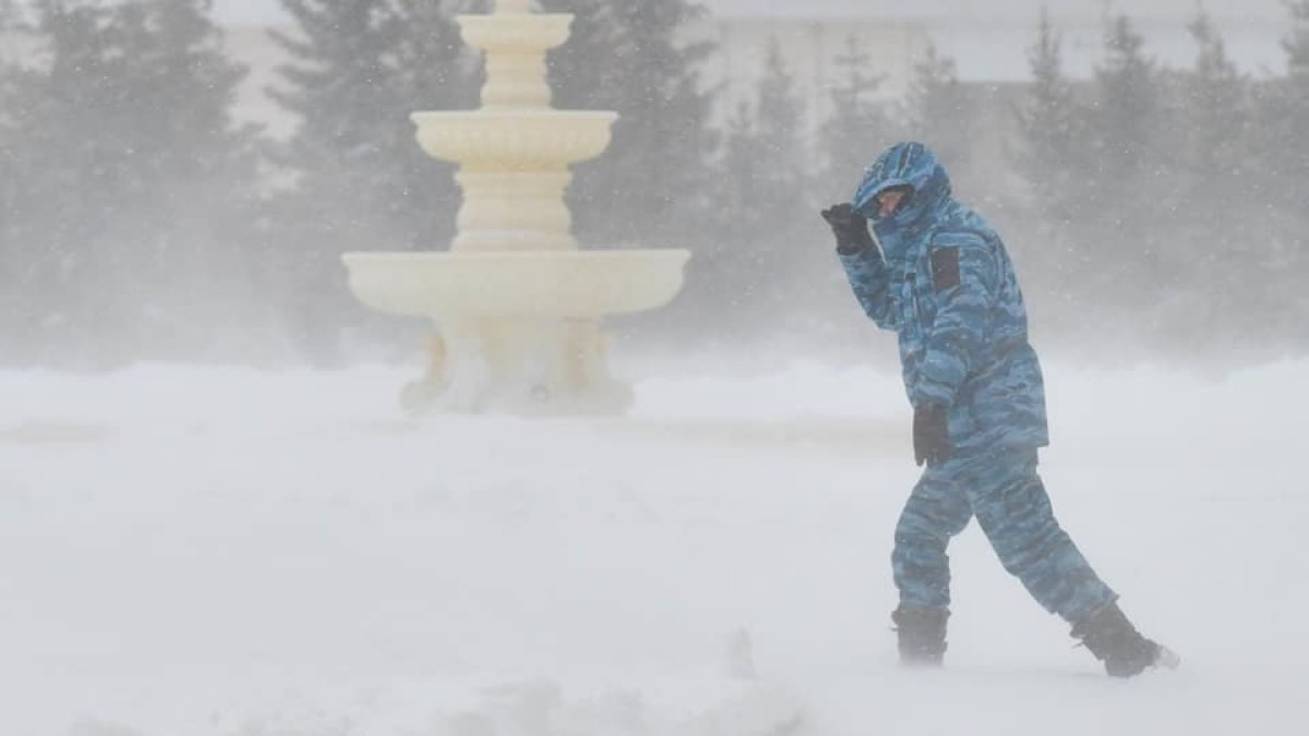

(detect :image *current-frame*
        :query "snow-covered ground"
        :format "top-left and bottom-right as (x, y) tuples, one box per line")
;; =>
(2, 358), (1306, 735)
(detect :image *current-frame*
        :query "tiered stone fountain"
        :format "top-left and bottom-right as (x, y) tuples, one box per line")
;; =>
(343, 0), (690, 415)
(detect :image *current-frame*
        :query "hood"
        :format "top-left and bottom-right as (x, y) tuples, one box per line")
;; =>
(852, 142), (954, 254)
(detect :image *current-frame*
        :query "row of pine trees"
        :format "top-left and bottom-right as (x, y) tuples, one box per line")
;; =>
(0, 0), (1306, 368)
(1014, 8), (1309, 361)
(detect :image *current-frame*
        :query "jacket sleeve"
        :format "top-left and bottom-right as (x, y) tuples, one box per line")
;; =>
(838, 244), (898, 331)
(912, 232), (1000, 407)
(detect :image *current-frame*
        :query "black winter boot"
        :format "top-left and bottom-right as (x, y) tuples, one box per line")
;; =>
(891, 606), (949, 666)
(1071, 602), (1179, 678)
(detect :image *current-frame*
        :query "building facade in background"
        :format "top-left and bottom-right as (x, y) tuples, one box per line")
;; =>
(701, 16), (929, 135)
(221, 16), (929, 140)
(219, 3), (1285, 141)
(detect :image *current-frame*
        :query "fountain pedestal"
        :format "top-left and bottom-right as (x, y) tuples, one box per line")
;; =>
(342, 0), (689, 415)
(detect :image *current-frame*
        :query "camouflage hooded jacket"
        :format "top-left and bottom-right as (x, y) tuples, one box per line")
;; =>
(840, 142), (1049, 453)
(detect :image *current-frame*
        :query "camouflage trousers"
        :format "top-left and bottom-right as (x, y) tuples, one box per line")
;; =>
(892, 449), (1116, 623)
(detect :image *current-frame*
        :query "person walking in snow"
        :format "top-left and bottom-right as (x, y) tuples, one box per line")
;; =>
(821, 141), (1178, 677)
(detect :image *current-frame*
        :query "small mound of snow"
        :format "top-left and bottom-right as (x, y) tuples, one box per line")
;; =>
(67, 721), (145, 736)
(429, 679), (808, 736)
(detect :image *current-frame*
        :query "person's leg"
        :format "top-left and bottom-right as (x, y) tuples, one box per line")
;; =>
(891, 459), (974, 610)
(965, 450), (1175, 676)
(964, 450), (1116, 623)
(890, 458), (973, 664)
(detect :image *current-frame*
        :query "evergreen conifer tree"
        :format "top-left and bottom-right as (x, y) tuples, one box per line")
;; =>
(1260, 1), (1309, 213)
(539, 0), (718, 249)
(2, 0), (260, 365)
(0, 0), (27, 339)
(902, 42), (971, 174)
(1010, 7), (1090, 335)
(1184, 10), (1246, 177)
(719, 102), (762, 233)
(1164, 9), (1261, 350)
(820, 35), (888, 198)
(0, 0), (110, 362)
(1088, 16), (1160, 204)
(1284, 0), (1309, 75)
(1258, 0), (1309, 347)
(118, 0), (264, 352)
(391, 0), (480, 247)
(692, 38), (813, 338)
(1014, 8), (1083, 228)
(0, 0), (21, 28)
(267, 0), (474, 361)
(751, 38), (808, 220)
(1083, 14), (1173, 313)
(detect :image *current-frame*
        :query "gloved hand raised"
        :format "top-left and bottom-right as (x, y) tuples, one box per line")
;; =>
(821, 203), (874, 255)
(913, 403), (952, 467)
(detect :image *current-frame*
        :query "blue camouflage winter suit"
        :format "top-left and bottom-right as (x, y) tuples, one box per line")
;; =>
(840, 142), (1116, 624)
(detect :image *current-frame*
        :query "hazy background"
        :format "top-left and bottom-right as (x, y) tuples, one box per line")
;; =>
(4, 4), (1309, 734)
(0, 0), (1306, 370)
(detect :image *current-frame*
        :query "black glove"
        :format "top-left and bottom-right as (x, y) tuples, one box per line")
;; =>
(821, 203), (874, 254)
(913, 403), (952, 467)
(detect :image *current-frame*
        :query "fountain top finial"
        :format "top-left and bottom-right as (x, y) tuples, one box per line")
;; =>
(494, 0), (533, 14)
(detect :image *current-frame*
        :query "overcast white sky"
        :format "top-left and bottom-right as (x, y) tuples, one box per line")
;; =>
(214, 0), (1290, 25)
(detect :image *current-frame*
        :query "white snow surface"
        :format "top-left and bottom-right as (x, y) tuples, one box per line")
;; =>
(2, 358), (1306, 735)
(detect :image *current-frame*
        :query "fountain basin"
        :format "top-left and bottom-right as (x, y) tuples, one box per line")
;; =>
(412, 110), (617, 170)
(458, 13), (573, 53)
(343, 250), (691, 319)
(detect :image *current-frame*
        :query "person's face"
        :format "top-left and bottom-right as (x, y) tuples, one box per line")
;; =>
(876, 188), (909, 219)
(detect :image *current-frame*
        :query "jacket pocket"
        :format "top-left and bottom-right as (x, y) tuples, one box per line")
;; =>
(969, 353), (1048, 446)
